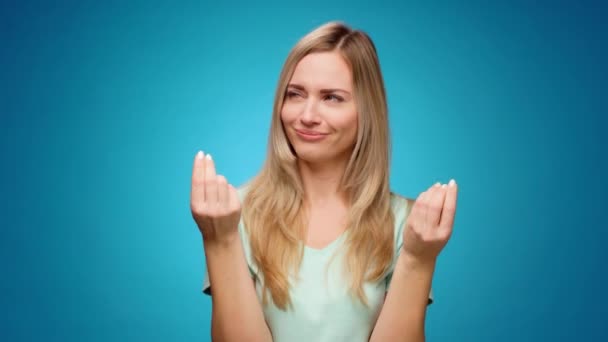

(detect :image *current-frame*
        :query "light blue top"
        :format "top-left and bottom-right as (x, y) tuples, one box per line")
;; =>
(203, 187), (433, 341)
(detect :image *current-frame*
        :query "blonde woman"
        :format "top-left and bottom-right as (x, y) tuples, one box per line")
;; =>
(191, 21), (458, 342)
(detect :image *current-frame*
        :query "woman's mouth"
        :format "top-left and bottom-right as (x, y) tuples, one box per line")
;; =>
(295, 129), (328, 142)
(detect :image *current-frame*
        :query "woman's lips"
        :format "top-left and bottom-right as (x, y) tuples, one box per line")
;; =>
(295, 129), (328, 142)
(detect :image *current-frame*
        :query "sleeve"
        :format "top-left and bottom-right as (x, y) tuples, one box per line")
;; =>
(384, 195), (434, 305)
(201, 186), (258, 296)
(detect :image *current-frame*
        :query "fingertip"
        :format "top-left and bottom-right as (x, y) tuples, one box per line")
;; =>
(192, 151), (205, 180)
(205, 153), (215, 167)
(448, 181), (458, 195)
(416, 191), (426, 203)
(204, 152), (217, 176)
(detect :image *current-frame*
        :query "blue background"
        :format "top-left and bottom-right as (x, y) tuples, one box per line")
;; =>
(2, 0), (607, 341)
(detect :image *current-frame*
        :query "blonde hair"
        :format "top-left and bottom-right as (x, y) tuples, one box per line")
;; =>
(242, 21), (394, 310)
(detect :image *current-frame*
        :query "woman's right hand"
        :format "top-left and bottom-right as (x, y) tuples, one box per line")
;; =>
(190, 151), (241, 245)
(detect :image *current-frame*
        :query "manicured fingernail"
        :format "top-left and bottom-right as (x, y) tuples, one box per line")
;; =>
(434, 182), (440, 187)
(441, 184), (447, 188)
(449, 179), (456, 187)
(196, 151), (203, 159)
(206, 153), (212, 160)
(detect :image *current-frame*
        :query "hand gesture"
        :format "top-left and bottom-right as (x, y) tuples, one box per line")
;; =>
(190, 151), (241, 244)
(402, 180), (458, 263)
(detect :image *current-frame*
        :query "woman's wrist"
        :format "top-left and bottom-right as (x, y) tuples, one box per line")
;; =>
(399, 248), (437, 273)
(202, 229), (241, 254)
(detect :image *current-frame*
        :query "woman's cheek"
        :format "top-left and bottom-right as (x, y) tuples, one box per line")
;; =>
(280, 103), (298, 123)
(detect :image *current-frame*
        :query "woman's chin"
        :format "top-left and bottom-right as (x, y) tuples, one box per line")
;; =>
(291, 141), (352, 166)
(294, 150), (329, 164)
(295, 150), (344, 166)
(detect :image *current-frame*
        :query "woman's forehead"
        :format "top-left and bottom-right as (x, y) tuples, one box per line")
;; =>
(289, 52), (352, 91)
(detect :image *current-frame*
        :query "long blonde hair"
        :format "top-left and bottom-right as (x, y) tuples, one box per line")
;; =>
(243, 21), (394, 310)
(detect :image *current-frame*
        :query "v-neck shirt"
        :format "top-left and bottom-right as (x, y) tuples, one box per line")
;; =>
(202, 186), (434, 341)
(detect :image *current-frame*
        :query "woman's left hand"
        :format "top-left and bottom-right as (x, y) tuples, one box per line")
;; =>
(402, 180), (458, 263)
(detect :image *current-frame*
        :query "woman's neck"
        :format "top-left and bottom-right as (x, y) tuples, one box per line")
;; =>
(297, 157), (349, 207)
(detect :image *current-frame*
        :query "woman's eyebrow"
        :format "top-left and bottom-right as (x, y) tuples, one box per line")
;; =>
(287, 83), (350, 95)
(287, 83), (306, 91)
(319, 88), (350, 95)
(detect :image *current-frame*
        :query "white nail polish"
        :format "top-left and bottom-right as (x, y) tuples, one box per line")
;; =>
(196, 151), (203, 159)
(449, 179), (456, 187)
(206, 154), (212, 160)
(441, 184), (447, 188)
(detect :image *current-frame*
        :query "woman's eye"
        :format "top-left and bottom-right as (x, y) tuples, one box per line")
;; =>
(286, 91), (300, 98)
(325, 94), (343, 102)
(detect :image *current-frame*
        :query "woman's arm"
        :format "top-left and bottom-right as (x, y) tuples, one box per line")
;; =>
(191, 151), (272, 341)
(369, 253), (434, 342)
(204, 237), (272, 342)
(371, 180), (457, 342)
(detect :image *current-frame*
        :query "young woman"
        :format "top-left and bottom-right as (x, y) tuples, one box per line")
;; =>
(191, 21), (458, 342)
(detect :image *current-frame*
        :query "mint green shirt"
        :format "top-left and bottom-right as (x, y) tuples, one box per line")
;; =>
(202, 187), (433, 341)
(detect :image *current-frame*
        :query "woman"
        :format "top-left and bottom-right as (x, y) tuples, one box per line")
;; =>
(191, 21), (458, 342)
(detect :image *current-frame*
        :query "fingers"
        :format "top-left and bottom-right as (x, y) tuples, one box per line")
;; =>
(217, 175), (228, 208)
(439, 179), (458, 230)
(205, 154), (218, 204)
(410, 190), (428, 231)
(191, 150), (204, 184)
(228, 183), (240, 211)
(191, 151), (234, 209)
(191, 151), (205, 205)
(427, 182), (447, 227)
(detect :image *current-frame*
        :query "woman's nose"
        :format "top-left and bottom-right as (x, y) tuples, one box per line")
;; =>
(299, 99), (321, 126)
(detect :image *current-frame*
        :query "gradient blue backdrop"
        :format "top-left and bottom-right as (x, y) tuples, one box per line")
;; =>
(2, 1), (606, 341)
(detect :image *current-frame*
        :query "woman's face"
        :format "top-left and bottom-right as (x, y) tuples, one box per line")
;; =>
(281, 51), (358, 165)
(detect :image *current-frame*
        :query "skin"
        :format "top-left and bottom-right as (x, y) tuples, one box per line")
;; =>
(280, 51), (358, 248)
(281, 51), (358, 168)
(191, 152), (272, 341)
(370, 181), (458, 342)
(190, 50), (459, 341)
